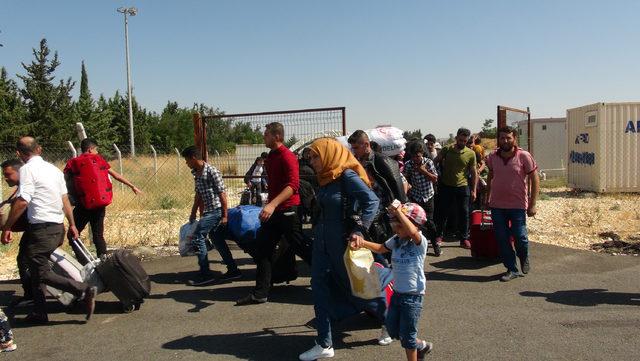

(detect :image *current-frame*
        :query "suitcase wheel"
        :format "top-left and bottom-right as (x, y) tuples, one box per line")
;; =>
(122, 303), (135, 313)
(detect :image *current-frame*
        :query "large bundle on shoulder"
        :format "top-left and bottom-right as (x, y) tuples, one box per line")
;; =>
(336, 126), (406, 157)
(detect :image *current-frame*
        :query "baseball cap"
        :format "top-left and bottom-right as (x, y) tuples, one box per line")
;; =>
(388, 202), (427, 226)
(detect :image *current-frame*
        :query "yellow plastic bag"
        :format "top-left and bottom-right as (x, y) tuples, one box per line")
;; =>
(344, 247), (381, 299)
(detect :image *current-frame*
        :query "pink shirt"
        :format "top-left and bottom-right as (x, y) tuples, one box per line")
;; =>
(486, 148), (537, 210)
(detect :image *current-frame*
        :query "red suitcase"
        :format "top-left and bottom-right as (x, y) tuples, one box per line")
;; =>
(469, 209), (513, 259)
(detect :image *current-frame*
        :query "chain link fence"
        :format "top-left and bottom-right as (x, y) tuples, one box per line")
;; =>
(1, 142), (196, 249)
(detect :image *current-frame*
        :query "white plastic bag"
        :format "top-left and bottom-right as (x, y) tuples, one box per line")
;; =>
(344, 247), (381, 299)
(368, 126), (406, 157)
(336, 126), (406, 157)
(179, 221), (199, 257)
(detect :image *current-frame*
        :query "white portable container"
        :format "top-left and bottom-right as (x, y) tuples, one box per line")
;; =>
(566, 102), (640, 192)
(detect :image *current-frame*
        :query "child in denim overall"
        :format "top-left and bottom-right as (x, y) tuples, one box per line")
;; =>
(351, 201), (433, 361)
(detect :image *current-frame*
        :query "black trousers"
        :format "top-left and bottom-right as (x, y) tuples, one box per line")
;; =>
(252, 206), (311, 299)
(409, 195), (439, 248)
(17, 234), (32, 299)
(26, 223), (88, 316)
(435, 184), (470, 241)
(71, 205), (107, 260)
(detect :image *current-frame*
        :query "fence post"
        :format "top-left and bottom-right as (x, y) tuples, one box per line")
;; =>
(113, 143), (124, 192)
(66, 141), (77, 158)
(150, 145), (158, 184)
(175, 147), (181, 176)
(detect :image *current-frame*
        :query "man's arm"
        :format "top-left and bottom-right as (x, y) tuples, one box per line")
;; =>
(108, 169), (141, 194)
(62, 194), (79, 240)
(259, 186), (294, 222)
(190, 193), (201, 223)
(527, 170), (540, 217)
(1, 198), (27, 232)
(468, 159), (478, 202)
(485, 168), (493, 206)
(219, 192), (228, 224)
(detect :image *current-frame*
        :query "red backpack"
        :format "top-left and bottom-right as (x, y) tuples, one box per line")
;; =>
(64, 153), (113, 209)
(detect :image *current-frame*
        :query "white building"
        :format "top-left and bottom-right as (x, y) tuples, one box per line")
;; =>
(516, 117), (567, 178)
(566, 102), (640, 192)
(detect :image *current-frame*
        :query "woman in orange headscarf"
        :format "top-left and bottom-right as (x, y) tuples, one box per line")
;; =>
(299, 138), (390, 361)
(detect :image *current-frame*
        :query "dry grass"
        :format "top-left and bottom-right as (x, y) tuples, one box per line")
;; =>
(0, 154), (251, 278)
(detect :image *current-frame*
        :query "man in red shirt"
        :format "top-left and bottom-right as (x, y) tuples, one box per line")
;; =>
(236, 122), (311, 305)
(486, 126), (539, 282)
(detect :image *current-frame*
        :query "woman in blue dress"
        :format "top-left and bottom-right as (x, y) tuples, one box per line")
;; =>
(299, 138), (391, 361)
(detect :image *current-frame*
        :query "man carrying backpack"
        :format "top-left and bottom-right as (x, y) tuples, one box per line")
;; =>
(64, 138), (141, 261)
(348, 130), (408, 256)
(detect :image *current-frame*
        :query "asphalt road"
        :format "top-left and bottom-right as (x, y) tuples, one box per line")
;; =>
(1, 241), (639, 361)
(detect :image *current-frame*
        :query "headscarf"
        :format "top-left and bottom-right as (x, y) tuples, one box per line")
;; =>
(309, 137), (371, 188)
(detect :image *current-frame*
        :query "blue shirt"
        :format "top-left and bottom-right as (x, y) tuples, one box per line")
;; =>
(384, 233), (427, 294)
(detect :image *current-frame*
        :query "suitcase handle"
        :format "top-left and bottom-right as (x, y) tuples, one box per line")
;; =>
(71, 238), (98, 266)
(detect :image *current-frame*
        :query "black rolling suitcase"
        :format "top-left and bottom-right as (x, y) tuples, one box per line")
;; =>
(96, 250), (151, 312)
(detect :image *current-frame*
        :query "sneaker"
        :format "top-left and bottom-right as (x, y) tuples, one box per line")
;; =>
(500, 271), (523, 282)
(0, 340), (16, 353)
(417, 340), (434, 360)
(432, 242), (442, 257)
(20, 312), (48, 325)
(460, 239), (471, 249)
(84, 286), (97, 321)
(216, 269), (242, 282)
(235, 294), (268, 306)
(299, 343), (334, 361)
(520, 257), (530, 274)
(8, 296), (33, 309)
(377, 325), (393, 346)
(187, 274), (217, 286)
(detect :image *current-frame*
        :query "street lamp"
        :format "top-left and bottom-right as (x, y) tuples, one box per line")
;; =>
(117, 6), (138, 157)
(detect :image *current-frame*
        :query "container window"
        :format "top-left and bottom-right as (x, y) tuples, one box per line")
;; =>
(542, 125), (547, 130)
(585, 111), (597, 127)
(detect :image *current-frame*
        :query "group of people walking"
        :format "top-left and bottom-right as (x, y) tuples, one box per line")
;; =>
(176, 121), (539, 361)
(0, 121), (538, 359)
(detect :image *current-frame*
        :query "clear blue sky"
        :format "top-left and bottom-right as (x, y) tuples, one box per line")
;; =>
(2, 0), (639, 137)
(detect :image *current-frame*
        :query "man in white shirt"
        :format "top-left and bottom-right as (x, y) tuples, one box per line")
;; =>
(1, 137), (97, 324)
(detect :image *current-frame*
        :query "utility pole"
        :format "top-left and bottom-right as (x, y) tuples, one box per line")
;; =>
(117, 7), (138, 157)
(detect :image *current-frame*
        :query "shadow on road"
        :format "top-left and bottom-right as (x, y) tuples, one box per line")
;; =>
(430, 256), (500, 271)
(427, 271), (501, 283)
(520, 289), (640, 307)
(148, 284), (312, 312)
(163, 315), (377, 360)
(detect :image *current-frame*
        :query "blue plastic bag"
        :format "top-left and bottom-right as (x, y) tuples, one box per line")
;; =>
(227, 205), (262, 246)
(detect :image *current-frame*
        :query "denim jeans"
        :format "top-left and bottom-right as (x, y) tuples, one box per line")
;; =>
(209, 223), (239, 272)
(193, 209), (222, 275)
(490, 208), (529, 273)
(436, 184), (470, 241)
(385, 293), (424, 349)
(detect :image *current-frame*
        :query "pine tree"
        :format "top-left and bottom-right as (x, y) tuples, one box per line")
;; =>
(17, 38), (75, 145)
(0, 67), (27, 143)
(77, 60), (93, 124)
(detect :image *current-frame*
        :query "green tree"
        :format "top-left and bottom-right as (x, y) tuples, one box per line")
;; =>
(480, 118), (496, 138)
(284, 135), (299, 148)
(17, 38), (76, 144)
(403, 129), (423, 141)
(0, 67), (27, 143)
(104, 90), (157, 154)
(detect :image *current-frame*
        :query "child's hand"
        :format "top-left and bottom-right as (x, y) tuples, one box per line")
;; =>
(349, 233), (364, 250)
